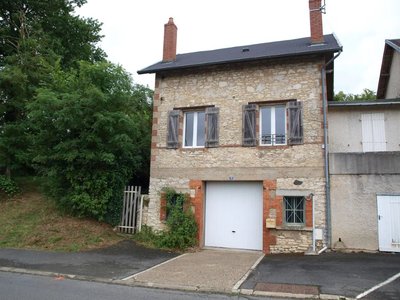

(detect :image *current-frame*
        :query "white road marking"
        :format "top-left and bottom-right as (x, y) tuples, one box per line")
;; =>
(356, 271), (400, 299)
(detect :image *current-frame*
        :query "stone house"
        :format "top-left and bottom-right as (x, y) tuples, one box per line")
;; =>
(328, 39), (400, 253)
(138, 0), (342, 254)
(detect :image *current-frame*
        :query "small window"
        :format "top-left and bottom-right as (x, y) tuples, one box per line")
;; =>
(260, 105), (286, 145)
(284, 196), (305, 225)
(184, 111), (205, 148)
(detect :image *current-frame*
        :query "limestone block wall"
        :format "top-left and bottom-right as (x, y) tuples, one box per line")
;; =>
(270, 230), (312, 254)
(147, 57), (327, 251)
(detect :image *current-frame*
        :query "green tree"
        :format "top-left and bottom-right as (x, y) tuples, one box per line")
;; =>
(0, 0), (104, 176)
(28, 61), (152, 224)
(334, 89), (377, 102)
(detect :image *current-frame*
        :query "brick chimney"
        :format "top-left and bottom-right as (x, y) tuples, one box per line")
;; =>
(163, 17), (177, 62)
(309, 0), (324, 44)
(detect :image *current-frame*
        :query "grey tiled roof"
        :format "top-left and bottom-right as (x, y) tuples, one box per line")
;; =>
(138, 34), (342, 74)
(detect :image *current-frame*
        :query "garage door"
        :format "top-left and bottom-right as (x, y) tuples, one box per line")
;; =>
(205, 182), (263, 250)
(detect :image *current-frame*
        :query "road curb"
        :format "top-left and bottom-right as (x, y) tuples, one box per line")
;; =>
(0, 266), (353, 299)
(232, 252), (265, 293)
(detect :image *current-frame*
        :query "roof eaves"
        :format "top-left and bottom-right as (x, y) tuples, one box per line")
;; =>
(386, 39), (400, 53)
(328, 98), (400, 107)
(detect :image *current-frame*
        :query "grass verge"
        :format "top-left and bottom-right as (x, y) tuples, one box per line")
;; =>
(0, 177), (125, 252)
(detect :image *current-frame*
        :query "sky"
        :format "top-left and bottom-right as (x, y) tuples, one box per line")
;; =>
(77, 0), (400, 95)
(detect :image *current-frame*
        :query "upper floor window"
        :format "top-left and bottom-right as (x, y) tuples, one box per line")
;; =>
(260, 105), (286, 146)
(361, 113), (386, 152)
(167, 107), (219, 149)
(243, 101), (303, 147)
(184, 111), (205, 148)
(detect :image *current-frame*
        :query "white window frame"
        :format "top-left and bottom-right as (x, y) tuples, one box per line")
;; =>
(259, 105), (287, 146)
(183, 111), (205, 148)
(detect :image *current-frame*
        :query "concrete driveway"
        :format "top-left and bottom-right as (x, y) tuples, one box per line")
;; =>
(0, 240), (177, 280)
(125, 249), (264, 293)
(240, 251), (400, 299)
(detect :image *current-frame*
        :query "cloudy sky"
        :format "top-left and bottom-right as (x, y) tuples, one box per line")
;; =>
(77, 0), (399, 95)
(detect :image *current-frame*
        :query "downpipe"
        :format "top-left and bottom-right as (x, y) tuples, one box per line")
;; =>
(321, 50), (342, 250)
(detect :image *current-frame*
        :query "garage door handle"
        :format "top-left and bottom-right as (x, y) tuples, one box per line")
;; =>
(232, 230), (236, 233)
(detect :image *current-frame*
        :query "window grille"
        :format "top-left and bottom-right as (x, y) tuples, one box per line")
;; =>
(284, 196), (305, 224)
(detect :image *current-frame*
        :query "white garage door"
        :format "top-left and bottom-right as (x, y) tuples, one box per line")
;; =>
(205, 182), (263, 251)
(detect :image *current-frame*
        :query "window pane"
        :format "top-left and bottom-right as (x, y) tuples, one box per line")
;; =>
(275, 105), (286, 144)
(261, 107), (272, 144)
(185, 112), (194, 147)
(197, 111), (205, 146)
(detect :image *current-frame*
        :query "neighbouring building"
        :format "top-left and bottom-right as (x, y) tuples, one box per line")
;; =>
(329, 100), (400, 252)
(138, 0), (342, 254)
(377, 39), (400, 99)
(328, 39), (400, 253)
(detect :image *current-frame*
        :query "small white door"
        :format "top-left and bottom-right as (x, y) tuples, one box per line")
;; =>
(377, 195), (400, 252)
(205, 182), (263, 251)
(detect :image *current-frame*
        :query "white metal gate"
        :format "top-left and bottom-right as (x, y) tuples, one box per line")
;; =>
(377, 195), (400, 252)
(118, 186), (142, 234)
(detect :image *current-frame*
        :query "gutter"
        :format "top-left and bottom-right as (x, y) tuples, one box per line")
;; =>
(321, 49), (342, 249)
(328, 99), (400, 107)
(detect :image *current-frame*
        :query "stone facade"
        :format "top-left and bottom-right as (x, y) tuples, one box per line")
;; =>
(147, 57), (328, 253)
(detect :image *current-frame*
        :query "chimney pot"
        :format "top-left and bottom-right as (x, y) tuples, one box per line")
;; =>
(309, 0), (324, 44)
(163, 17), (177, 62)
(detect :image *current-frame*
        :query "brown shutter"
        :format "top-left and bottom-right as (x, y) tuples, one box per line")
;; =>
(242, 104), (257, 146)
(167, 110), (180, 148)
(287, 101), (303, 145)
(205, 107), (219, 148)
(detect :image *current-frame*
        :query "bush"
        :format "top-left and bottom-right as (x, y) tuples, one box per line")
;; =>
(155, 189), (197, 249)
(0, 175), (20, 198)
(27, 62), (152, 224)
(134, 188), (198, 251)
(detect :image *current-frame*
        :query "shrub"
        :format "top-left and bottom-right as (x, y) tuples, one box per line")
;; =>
(134, 188), (198, 251)
(155, 189), (198, 250)
(0, 175), (20, 198)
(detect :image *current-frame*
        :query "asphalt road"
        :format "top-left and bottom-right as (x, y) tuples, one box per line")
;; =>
(0, 271), (285, 300)
(0, 240), (177, 280)
(241, 251), (400, 300)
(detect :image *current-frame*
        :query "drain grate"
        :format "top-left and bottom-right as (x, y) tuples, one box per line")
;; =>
(254, 282), (319, 295)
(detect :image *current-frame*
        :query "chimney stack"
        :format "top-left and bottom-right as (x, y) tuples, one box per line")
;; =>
(309, 0), (324, 44)
(163, 17), (177, 62)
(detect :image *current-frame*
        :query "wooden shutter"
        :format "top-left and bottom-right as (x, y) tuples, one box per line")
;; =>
(361, 113), (386, 152)
(242, 104), (257, 146)
(167, 110), (180, 149)
(287, 101), (303, 145)
(205, 107), (219, 148)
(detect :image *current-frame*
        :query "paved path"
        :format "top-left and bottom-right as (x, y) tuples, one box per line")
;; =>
(127, 249), (264, 293)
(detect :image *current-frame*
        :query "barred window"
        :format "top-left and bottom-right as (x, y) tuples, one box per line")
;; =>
(284, 196), (305, 225)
